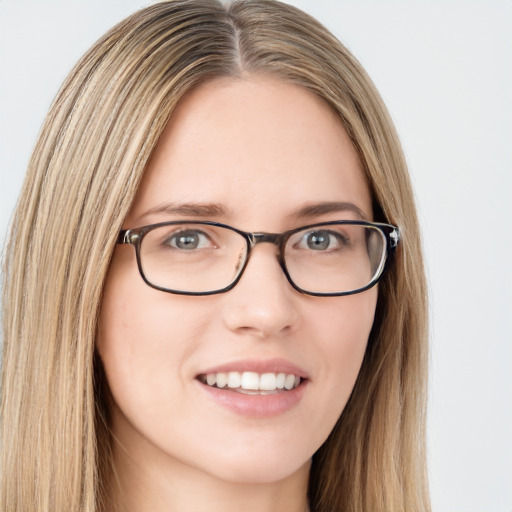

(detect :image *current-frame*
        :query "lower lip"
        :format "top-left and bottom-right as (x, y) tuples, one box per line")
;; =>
(197, 380), (308, 417)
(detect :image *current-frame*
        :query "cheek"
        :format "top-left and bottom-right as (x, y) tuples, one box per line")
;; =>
(331, 289), (376, 379)
(96, 251), (200, 426)
(303, 289), (377, 433)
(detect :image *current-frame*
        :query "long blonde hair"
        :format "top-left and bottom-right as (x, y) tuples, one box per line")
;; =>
(1, 1), (429, 510)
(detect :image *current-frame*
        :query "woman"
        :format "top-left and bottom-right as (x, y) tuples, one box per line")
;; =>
(0, 1), (429, 511)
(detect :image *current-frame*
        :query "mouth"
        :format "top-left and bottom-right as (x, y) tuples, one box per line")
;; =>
(197, 371), (303, 395)
(195, 360), (309, 416)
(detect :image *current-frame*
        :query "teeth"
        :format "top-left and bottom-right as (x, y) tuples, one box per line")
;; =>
(202, 371), (302, 391)
(240, 371), (260, 390)
(216, 372), (228, 388)
(284, 374), (296, 390)
(259, 373), (277, 391)
(227, 372), (241, 388)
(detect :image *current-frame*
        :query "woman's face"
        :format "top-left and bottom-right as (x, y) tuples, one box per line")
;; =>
(98, 76), (377, 486)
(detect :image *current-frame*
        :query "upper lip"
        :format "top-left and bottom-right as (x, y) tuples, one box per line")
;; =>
(197, 358), (309, 379)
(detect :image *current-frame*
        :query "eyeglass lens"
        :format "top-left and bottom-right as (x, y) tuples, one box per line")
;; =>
(138, 223), (387, 294)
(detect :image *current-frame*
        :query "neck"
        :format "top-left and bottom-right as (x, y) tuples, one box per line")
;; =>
(105, 433), (311, 512)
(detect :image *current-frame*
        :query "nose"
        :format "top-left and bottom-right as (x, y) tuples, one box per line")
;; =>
(221, 244), (301, 338)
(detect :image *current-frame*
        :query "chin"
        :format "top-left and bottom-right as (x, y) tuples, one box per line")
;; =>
(197, 450), (311, 485)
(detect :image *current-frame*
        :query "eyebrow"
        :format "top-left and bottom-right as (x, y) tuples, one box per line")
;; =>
(138, 202), (228, 221)
(292, 201), (368, 220)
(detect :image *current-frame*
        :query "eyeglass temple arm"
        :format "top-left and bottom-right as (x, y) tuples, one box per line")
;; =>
(388, 227), (400, 249)
(117, 229), (139, 245)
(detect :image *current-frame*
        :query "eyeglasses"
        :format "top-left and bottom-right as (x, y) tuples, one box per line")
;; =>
(117, 220), (400, 296)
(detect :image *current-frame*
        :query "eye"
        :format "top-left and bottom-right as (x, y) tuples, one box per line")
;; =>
(165, 230), (213, 251)
(298, 229), (347, 251)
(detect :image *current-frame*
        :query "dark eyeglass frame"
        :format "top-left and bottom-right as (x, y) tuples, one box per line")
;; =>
(117, 220), (400, 297)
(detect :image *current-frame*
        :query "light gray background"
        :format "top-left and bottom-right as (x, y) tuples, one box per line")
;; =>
(1, 1), (511, 511)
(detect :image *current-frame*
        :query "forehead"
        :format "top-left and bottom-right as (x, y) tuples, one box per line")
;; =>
(128, 75), (372, 228)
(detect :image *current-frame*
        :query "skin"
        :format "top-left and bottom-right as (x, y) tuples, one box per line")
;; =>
(97, 75), (377, 512)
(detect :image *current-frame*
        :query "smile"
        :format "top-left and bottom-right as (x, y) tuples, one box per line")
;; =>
(198, 371), (302, 394)
(195, 359), (309, 416)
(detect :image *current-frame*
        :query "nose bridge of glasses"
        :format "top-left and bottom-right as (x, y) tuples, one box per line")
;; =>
(248, 232), (283, 247)
(240, 232), (289, 290)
